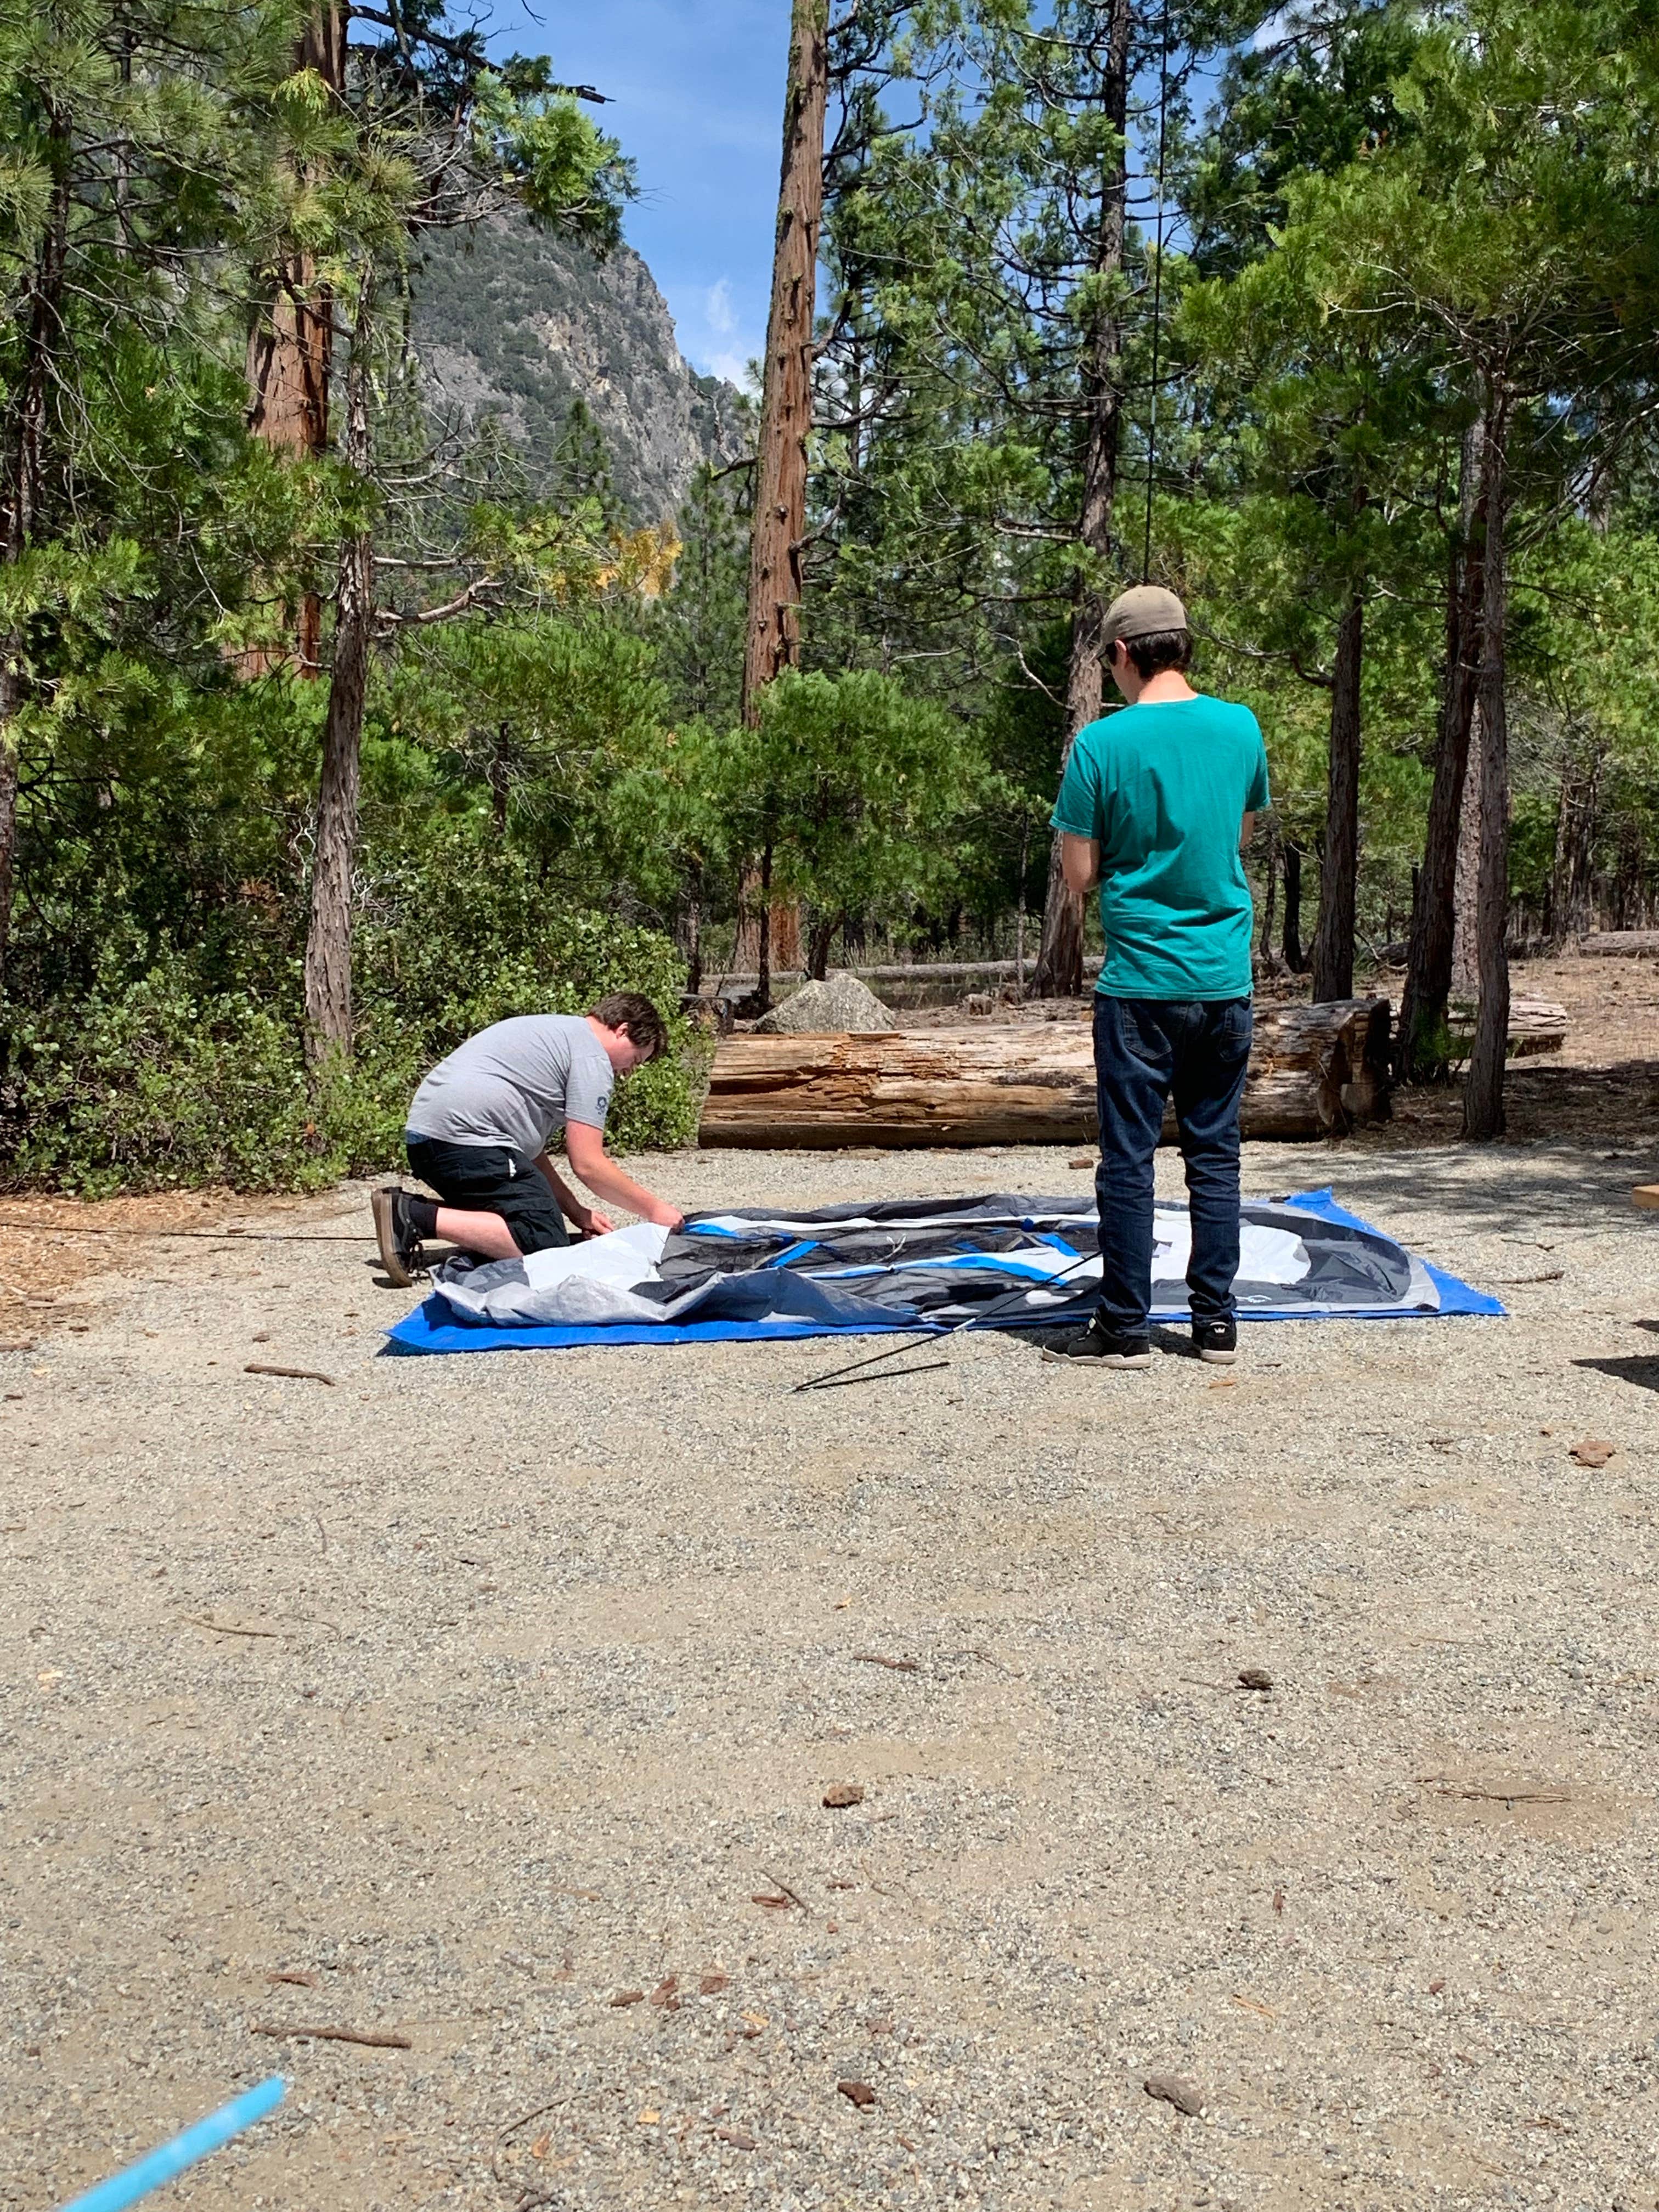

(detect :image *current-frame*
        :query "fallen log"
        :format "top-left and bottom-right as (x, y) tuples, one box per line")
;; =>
(699, 1000), (1391, 1149)
(1446, 997), (1570, 1058)
(1579, 932), (1659, 957)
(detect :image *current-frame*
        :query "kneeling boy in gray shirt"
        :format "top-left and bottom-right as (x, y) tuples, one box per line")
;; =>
(372, 992), (684, 1286)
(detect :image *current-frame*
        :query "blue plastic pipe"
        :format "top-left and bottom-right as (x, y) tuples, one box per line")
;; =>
(55, 2076), (286, 2212)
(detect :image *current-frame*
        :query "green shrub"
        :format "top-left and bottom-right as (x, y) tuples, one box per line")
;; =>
(2, 866), (701, 1192)
(4, 953), (336, 1195)
(353, 839), (701, 1155)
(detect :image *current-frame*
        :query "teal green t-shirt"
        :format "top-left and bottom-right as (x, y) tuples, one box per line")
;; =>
(1051, 693), (1271, 1000)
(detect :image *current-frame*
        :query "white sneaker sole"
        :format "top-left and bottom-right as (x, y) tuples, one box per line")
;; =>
(1041, 1347), (1152, 1368)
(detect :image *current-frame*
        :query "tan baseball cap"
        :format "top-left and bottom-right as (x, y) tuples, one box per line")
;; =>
(1102, 583), (1188, 644)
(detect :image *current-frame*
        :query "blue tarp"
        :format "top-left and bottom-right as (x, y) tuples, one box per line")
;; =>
(383, 1187), (1502, 1356)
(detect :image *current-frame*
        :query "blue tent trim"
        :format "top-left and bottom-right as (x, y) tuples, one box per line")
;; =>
(382, 1185), (1503, 1355)
(1277, 1187), (1503, 1318)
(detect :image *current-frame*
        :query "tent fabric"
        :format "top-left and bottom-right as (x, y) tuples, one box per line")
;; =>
(383, 1188), (1503, 1356)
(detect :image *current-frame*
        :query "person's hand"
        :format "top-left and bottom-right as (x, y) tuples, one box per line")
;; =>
(585, 1207), (617, 1237)
(644, 1199), (686, 1232)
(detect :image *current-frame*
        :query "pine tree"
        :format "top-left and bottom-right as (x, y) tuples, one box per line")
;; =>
(0, 0), (297, 986)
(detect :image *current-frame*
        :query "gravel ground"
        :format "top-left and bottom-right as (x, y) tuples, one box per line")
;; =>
(3, 1135), (1658, 2212)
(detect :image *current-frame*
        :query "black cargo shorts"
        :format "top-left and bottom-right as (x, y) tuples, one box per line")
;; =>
(404, 1136), (569, 1255)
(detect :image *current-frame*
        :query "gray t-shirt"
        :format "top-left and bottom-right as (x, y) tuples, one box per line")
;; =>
(407, 1015), (613, 1156)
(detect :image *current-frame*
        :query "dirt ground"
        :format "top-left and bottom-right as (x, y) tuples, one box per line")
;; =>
(4, 1072), (1659, 2211)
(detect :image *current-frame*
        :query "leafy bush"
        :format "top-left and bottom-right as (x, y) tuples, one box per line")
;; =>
(4, 952), (334, 1196)
(2, 862), (699, 1193)
(353, 838), (702, 1156)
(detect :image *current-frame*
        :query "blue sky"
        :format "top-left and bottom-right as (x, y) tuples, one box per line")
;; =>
(481, 4), (1246, 392)
(490, 1), (791, 388)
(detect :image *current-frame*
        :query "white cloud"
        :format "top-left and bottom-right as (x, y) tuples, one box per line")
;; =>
(703, 346), (759, 394)
(705, 277), (737, 336)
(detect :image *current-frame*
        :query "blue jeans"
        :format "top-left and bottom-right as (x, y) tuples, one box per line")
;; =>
(1091, 994), (1253, 1335)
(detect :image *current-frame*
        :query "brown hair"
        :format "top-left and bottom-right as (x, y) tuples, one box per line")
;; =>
(590, 991), (669, 1061)
(1120, 627), (1193, 680)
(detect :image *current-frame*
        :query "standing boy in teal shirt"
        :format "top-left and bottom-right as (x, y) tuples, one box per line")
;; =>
(1043, 585), (1271, 1368)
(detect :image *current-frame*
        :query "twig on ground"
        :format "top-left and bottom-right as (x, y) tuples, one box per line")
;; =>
(758, 1868), (808, 1910)
(245, 1364), (335, 1385)
(250, 2022), (411, 2048)
(497, 2100), (561, 2141)
(1417, 1777), (1570, 1805)
(853, 1652), (920, 1673)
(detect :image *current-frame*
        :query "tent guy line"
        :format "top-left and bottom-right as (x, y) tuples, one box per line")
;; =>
(0, 1221), (373, 1243)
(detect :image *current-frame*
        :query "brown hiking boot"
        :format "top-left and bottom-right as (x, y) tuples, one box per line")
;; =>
(372, 1185), (422, 1288)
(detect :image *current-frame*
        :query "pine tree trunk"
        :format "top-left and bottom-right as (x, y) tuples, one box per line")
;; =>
(1311, 594), (1363, 1001)
(755, 842), (775, 1011)
(1449, 702), (1483, 996)
(807, 909), (840, 980)
(1283, 840), (1305, 973)
(1395, 416), (1487, 1081)
(303, 279), (374, 1063)
(242, 4), (344, 674)
(1463, 396), (1510, 1141)
(1256, 817), (1278, 966)
(738, 0), (825, 987)
(743, 0), (826, 716)
(684, 878), (704, 996)
(1032, 0), (1132, 1000)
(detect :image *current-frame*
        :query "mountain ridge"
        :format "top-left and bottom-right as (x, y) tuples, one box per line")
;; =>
(411, 216), (752, 527)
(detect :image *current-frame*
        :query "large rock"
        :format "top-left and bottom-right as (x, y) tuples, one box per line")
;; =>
(753, 973), (896, 1035)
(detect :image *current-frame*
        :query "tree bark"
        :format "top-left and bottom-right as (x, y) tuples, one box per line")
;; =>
(684, 878), (704, 996)
(1395, 415), (1487, 1080)
(742, 0), (826, 719)
(1310, 593), (1363, 1001)
(1032, 0), (1132, 999)
(303, 276), (374, 1063)
(736, 0), (825, 991)
(1256, 816), (1278, 967)
(242, 4), (345, 675)
(1463, 393), (1510, 1140)
(755, 840), (775, 1012)
(1449, 702), (1483, 996)
(807, 907), (840, 980)
(1282, 840), (1305, 972)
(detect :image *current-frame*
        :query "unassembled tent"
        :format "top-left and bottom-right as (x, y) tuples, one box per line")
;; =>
(385, 1189), (1501, 1355)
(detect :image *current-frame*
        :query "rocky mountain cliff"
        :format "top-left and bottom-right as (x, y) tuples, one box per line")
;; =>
(410, 218), (751, 528)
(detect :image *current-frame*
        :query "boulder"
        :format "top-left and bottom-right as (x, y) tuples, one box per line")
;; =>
(753, 971), (897, 1035)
